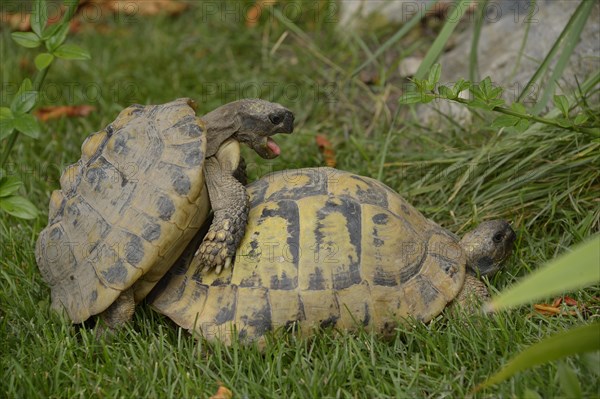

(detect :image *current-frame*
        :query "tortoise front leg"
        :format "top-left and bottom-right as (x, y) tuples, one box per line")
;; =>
(194, 140), (249, 274)
(451, 274), (490, 312)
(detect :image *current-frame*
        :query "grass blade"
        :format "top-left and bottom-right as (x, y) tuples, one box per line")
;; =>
(487, 235), (600, 312)
(557, 361), (583, 399)
(508, 0), (536, 82)
(469, 0), (488, 82)
(532, 0), (594, 114)
(351, 0), (437, 77)
(517, 0), (591, 103)
(414, 0), (472, 80)
(473, 322), (600, 392)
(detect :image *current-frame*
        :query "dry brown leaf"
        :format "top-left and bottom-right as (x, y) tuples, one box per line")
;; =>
(532, 298), (583, 317)
(551, 297), (562, 308)
(246, 0), (278, 27)
(315, 134), (337, 168)
(34, 105), (96, 122)
(78, 0), (187, 18)
(533, 304), (561, 315)
(19, 57), (31, 71)
(0, 12), (31, 31)
(563, 296), (578, 306)
(209, 385), (233, 399)
(1, 4), (80, 33)
(94, 0), (188, 16)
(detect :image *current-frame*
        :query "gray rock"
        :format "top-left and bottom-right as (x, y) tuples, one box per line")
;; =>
(419, 0), (599, 128)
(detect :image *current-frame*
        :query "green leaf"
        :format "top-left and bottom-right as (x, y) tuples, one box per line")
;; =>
(469, 99), (491, 110)
(46, 22), (70, 52)
(514, 118), (531, 133)
(54, 44), (91, 60)
(16, 78), (33, 94)
(489, 86), (504, 100)
(487, 235), (600, 311)
(557, 361), (582, 399)
(469, 98), (504, 111)
(11, 32), (42, 48)
(475, 322), (600, 392)
(11, 80), (37, 114)
(31, 0), (48, 37)
(0, 195), (38, 219)
(427, 64), (441, 90)
(13, 114), (41, 139)
(420, 95), (436, 104)
(438, 85), (456, 99)
(0, 177), (23, 197)
(452, 78), (470, 95)
(470, 84), (485, 101)
(412, 79), (428, 93)
(554, 95), (570, 118)
(10, 80), (36, 115)
(35, 53), (54, 71)
(489, 99), (506, 108)
(491, 114), (520, 128)
(511, 102), (527, 114)
(479, 77), (494, 98)
(10, 90), (38, 115)
(399, 92), (435, 105)
(0, 107), (13, 120)
(573, 113), (589, 126)
(0, 120), (15, 140)
(41, 22), (62, 40)
(555, 117), (572, 128)
(63, 0), (80, 23)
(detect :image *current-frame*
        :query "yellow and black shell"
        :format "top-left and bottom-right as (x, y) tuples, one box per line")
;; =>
(151, 168), (466, 344)
(35, 98), (211, 324)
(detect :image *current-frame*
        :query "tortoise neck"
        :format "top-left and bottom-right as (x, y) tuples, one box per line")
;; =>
(201, 104), (240, 157)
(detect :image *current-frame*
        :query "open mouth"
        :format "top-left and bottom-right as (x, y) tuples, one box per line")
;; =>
(253, 136), (281, 159)
(266, 137), (280, 157)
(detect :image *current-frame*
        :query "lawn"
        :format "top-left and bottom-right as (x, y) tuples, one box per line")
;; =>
(1, 1), (598, 398)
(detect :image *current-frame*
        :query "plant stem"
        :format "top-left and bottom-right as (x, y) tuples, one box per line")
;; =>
(0, 132), (19, 169)
(449, 97), (599, 136)
(33, 65), (49, 92)
(1, 66), (50, 169)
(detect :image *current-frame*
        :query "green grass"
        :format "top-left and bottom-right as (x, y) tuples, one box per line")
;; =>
(1, 1), (599, 397)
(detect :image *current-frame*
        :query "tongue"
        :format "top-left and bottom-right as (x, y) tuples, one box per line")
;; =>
(266, 138), (280, 157)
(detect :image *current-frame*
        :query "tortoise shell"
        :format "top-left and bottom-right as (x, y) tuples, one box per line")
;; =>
(35, 98), (211, 323)
(151, 168), (467, 344)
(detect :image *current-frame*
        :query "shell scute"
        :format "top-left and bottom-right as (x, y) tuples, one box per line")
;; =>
(298, 289), (340, 333)
(81, 130), (108, 162)
(234, 287), (272, 341)
(335, 280), (372, 329)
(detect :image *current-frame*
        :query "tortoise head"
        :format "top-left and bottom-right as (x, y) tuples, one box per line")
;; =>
(459, 220), (516, 277)
(201, 99), (294, 159)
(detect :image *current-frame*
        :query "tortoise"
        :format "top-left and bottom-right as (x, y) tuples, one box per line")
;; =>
(149, 167), (516, 345)
(35, 98), (294, 331)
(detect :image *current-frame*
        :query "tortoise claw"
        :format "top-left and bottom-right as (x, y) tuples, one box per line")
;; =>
(195, 229), (237, 274)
